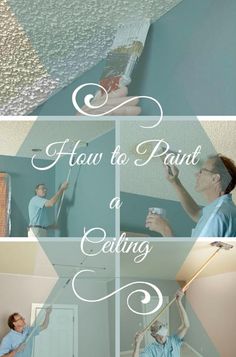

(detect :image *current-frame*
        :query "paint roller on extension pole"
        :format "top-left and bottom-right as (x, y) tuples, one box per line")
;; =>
(55, 141), (88, 223)
(141, 241), (233, 334)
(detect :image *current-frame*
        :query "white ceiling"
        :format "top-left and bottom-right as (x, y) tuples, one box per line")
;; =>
(0, 241), (57, 277)
(0, 119), (114, 159)
(37, 239), (116, 281)
(0, 240), (115, 281)
(120, 119), (236, 204)
(0, 120), (34, 156)
(121, 239), (236, 281)
(121, 240), (192, 280)
(177, 240), (236, 281)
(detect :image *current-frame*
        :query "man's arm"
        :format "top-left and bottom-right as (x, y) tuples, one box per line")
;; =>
(132, 331), (146, 357)
(1, 351), (17, 357)
(40, 307), (52, 331)
(45, 182), (68, 208)
(165, 165), (201, 222)
(79, 86), (141, 116)
(0, 343), (25, 357)
(175, 290), (190, 339)
(145, 214), (174, 237)
(145, 165), (201, 236)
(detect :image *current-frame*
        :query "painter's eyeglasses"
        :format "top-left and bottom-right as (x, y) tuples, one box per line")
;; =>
(14, 316), (25, 322)
(198, 168), (216, 174)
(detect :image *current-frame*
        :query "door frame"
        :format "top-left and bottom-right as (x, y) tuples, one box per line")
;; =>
(31, 303), (78, 357)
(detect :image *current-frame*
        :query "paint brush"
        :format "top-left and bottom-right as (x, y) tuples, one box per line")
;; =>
(100, 19), (150, 92)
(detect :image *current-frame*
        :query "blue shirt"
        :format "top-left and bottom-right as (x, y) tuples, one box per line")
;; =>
(140, 335), (182, 357)
(28, 195), (49, 227)
(0, 326), (40, 357)
(191, 194), (236, 237)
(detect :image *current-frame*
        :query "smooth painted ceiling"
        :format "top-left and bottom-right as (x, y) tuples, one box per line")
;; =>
(38, 240), (115, 281)
(121, 239), (236, 281)
(176, 240), (236, 281)
(0, 241), (57, 277)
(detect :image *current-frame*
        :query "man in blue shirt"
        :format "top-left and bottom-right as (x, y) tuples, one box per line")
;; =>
(0, 308), (51, 357)
(132, 290), (190, 357)
(28, 182), (68, 237)
(146, 154), (236, 237)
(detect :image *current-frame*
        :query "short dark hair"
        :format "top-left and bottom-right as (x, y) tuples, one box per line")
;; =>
(8, 313), (19, 330)
(210, 154), (236, 194)
(35, 183), (45, 194)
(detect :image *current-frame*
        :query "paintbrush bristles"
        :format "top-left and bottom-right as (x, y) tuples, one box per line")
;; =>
(113, 41), (143, 56)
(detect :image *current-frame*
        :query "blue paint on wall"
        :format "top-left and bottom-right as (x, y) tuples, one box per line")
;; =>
(31, 0), (236, 115)
(120, 191), (195, 237)
(55, 129), (115, 237)
(0, 155), (55, 237)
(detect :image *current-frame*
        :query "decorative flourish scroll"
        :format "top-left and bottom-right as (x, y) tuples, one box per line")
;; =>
(72, 83), (163, 128)
(72, 270), (163, 316)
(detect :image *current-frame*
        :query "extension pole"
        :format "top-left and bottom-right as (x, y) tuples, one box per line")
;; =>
(55, 167), (72, 223)
(141, 245), (223, 333)
(55, 141), (88, 223)
(24, 278), (71, 345)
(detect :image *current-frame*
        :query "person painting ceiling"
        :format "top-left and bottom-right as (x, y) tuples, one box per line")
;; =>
(146, 154), (236, 237)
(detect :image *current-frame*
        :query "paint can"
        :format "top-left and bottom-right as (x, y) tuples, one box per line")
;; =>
(148, 207), (166, 218)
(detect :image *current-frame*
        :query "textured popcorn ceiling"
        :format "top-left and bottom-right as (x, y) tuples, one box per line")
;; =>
(0, 0), (183, 114)
(0, 120), (34, 156)
(120, 119), (236, 204)
(0, 119), (114, 158)
(0, 1), (58, 115)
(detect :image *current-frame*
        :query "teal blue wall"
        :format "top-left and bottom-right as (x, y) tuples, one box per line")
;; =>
(120, 192), (195, 237)
(0, 156), (55, 237)
(55, 129), (115, 237)
(32, 0), (236, 115)
(0, 127), (115, 237)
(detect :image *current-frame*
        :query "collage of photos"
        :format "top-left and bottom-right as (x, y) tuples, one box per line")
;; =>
(1, 1), (236, 357)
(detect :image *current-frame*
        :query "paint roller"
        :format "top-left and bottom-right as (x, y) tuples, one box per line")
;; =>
(55, 141), (88, 223)
(141, 241), (233, 334)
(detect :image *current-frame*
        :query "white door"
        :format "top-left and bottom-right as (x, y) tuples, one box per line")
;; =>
(142, 296), (169, 345)
(31, 304), (78, 357)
